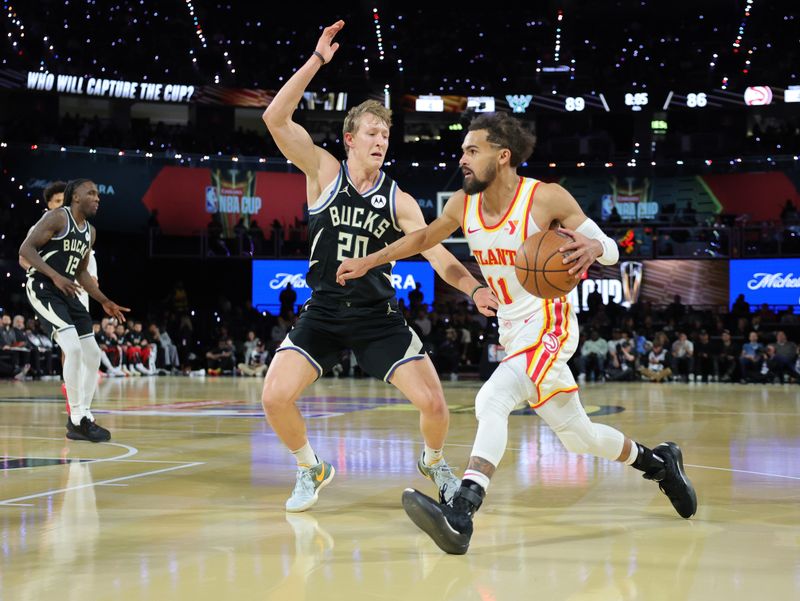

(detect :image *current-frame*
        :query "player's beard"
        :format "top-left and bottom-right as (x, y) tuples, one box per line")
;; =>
(84, 201), (99, 218)
(462, 163), (496, 195)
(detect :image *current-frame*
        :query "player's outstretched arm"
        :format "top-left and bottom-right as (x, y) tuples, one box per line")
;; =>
(262, 20), (343, 178)
(336, 191), (464, 285)
(76, 227), (130, 322)
(18, 210), (81, 297)
(396, 191), (498, 316)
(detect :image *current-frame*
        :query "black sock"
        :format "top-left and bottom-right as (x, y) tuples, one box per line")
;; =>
(631, 443), (665, 475)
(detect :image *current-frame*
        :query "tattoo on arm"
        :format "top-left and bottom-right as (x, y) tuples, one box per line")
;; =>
(466, 456), (496, 479)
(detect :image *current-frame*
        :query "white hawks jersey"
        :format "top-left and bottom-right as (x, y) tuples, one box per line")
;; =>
(464, 176), (578, 399)
(463, 177), (577, 356)
(463, 176), (551, 323)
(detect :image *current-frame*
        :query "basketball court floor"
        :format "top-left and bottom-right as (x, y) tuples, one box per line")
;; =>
(0, 375), (798, 600)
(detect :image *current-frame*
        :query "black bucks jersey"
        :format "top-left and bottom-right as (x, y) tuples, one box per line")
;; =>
(28, 206), (92, 284)
(25, 207), (94, 338)
(306, 161), (404, 305)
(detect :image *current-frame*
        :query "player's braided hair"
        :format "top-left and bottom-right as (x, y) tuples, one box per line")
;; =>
(468, 112), (536, 167)
(63, 178), (92, 205)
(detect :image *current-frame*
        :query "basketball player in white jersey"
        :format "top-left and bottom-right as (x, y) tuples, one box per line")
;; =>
(338, 112), (697, 553)
(261, 20), (498, 512)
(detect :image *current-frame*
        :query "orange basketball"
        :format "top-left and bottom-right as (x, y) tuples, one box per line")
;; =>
(514, 230), (578, 299)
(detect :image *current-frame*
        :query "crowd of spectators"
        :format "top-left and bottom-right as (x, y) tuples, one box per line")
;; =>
(3, 289), (798, 387)
(571, 294), (800, 385)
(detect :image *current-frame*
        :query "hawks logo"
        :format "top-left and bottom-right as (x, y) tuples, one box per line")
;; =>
(542, 332), (560, 354)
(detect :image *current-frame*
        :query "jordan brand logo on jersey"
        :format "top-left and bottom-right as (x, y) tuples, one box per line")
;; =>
(340, 185), (351, 197)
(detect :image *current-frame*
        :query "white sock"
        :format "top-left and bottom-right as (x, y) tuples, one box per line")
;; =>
(291, 442), (319, 468)
(56, 328), (84, 425)
(80, 336), (102, 421)
(462, 468), (491, 492)
(423, 445), (444, 466)
(99, 352), (114, 372)
(624, 441), (639, 465)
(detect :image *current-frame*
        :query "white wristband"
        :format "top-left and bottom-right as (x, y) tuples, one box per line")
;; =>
(575, 218), (619, 266)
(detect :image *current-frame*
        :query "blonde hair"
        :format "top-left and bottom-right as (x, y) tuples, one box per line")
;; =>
(342, 100), (392, 154)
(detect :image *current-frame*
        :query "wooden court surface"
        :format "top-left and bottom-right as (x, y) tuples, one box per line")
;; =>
(0, 376), (798, 601)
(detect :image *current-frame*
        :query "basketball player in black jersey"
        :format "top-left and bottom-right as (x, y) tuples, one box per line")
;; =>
(19, 179), (129, 443)
(261, 20), (498, 512)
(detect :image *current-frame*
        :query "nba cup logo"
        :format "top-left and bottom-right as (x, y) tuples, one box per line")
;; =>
(620, 261), (644, 305)
(208, 169), (258, 237)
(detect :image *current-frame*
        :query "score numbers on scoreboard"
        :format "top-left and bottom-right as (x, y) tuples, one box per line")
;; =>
(624, 92), (649, 111)
(565, 96), (585, 111)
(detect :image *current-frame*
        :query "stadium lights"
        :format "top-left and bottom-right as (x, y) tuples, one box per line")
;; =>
(372, 8), (385, 61)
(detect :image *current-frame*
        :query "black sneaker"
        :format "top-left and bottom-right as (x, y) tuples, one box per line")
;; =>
(402, 488), (473, 555)
(644, 442), (697, 519)
(66, 417), (108, 443)
(88, 420), (111, 442)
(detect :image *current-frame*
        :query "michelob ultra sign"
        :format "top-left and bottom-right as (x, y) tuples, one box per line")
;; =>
(729, 259), (800, 308)
(252, 259), (434, 311)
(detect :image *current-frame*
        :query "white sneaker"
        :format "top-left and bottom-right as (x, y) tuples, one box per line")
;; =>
(285, 461), (335, 513)
(13, 365), (30, 381)
(417, 453), (460, 504)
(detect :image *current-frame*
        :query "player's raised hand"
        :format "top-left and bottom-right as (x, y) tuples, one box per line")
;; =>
(473, 286), (499, 317)
(557, 227), (603, 281)
(315, 20), (344, 64)
(336, 257), (371, 285)
(102, 300), (131, 323)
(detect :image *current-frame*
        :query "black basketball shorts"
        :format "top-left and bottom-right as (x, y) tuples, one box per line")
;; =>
(25, 277), (93, 339)
(276, 299), (424, 381)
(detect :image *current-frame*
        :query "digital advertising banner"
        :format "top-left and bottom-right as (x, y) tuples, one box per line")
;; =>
(4, 152), (307, 236)
(4, 152), (159, 233)
(141, 167), (306, 237)
(729, 259), (800, 308)
(6, 148), (799, 240)
(3, 69), (353, 110)
(437, 259), (730, 312)
(252, 260), (434, 311)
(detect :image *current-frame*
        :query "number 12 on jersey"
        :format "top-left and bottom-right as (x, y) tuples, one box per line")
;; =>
(486, 276), (513, 304)
(337, 232), (370, 261)
(66, 255), (81, 276)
